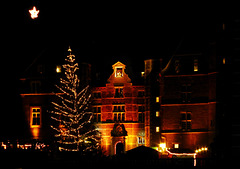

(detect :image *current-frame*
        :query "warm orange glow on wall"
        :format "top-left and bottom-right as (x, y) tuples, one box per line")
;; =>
(31, 127), (40, 139)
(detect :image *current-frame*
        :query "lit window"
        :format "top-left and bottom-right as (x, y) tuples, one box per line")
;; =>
(115, 67), (123, 77)
(174, 144), (179, 149)
(31, 107), (41, 128)
(138, 136), (145, 145)
(156, 127), (160, 132)
(194, 58), (198, 72)
(141, 72), (145, 77)
(156, 111), (160, 117)
(223, 58), (226, 64)
(156, 97), (160, 103)
(56, 65), (61, 73)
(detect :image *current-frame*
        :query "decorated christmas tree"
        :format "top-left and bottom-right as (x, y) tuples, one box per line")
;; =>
(50, 47), (100, 152)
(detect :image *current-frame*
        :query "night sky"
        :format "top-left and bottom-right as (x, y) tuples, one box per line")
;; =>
(1, 2), (220, 139)
(21, 2), (219, 69)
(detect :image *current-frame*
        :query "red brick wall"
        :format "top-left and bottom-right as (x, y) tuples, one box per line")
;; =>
(92, 80), (145, 155)
(160, 73), (217, 150)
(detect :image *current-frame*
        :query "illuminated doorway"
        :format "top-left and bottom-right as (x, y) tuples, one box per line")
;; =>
(116, 142), (124, 155)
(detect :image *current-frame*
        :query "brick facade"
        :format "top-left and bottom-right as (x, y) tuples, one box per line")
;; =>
(20, 56), (217, 155)
(144, 54), (217, 151)
(92, 61), (145, 155)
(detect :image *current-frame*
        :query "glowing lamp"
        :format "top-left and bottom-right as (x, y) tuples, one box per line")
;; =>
(223, 58), (226, 64)
(159, 143), (166, 151)
(56, 65), (61, 73)
(29, 6), (39, 19)
(195, 147), (208, 154)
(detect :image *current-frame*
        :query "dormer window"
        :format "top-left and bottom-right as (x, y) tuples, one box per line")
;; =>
(193, 58), (198, 72)
(108, 61), (131, 84)
(115, 67), (123, 77)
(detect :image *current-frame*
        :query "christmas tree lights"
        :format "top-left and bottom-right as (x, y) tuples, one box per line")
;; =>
(50, 48), (100, 152)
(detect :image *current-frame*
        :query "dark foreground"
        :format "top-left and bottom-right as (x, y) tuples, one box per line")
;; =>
(0, 151), (221, 169)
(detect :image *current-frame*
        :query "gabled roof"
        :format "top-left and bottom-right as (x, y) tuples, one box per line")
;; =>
(112, 61), (126, 69)
(107, 61), (131, 85)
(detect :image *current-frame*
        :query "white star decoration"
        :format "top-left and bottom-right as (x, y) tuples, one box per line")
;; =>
(29, 6), (39, 19)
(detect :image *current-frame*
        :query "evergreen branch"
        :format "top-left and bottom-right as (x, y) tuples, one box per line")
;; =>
(50, 51), (100, 152)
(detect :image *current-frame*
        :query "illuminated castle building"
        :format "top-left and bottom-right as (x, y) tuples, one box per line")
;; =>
(19, 57), (91, 141)
(144, 54), (217, 151)
(92, 61), (145, 155)
(19, 52), (218, 155)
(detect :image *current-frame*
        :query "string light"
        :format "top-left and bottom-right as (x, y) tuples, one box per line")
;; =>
(50, 49), (100, 152)
(195, 147), (208, 153)
(166, 149), (197, 167)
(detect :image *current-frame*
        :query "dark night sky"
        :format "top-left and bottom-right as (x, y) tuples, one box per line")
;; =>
(21, 2), (219, 69)
(1, 2), (221, 139)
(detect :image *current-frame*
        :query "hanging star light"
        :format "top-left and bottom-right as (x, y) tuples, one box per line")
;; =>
(29, 6), (39, 19)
